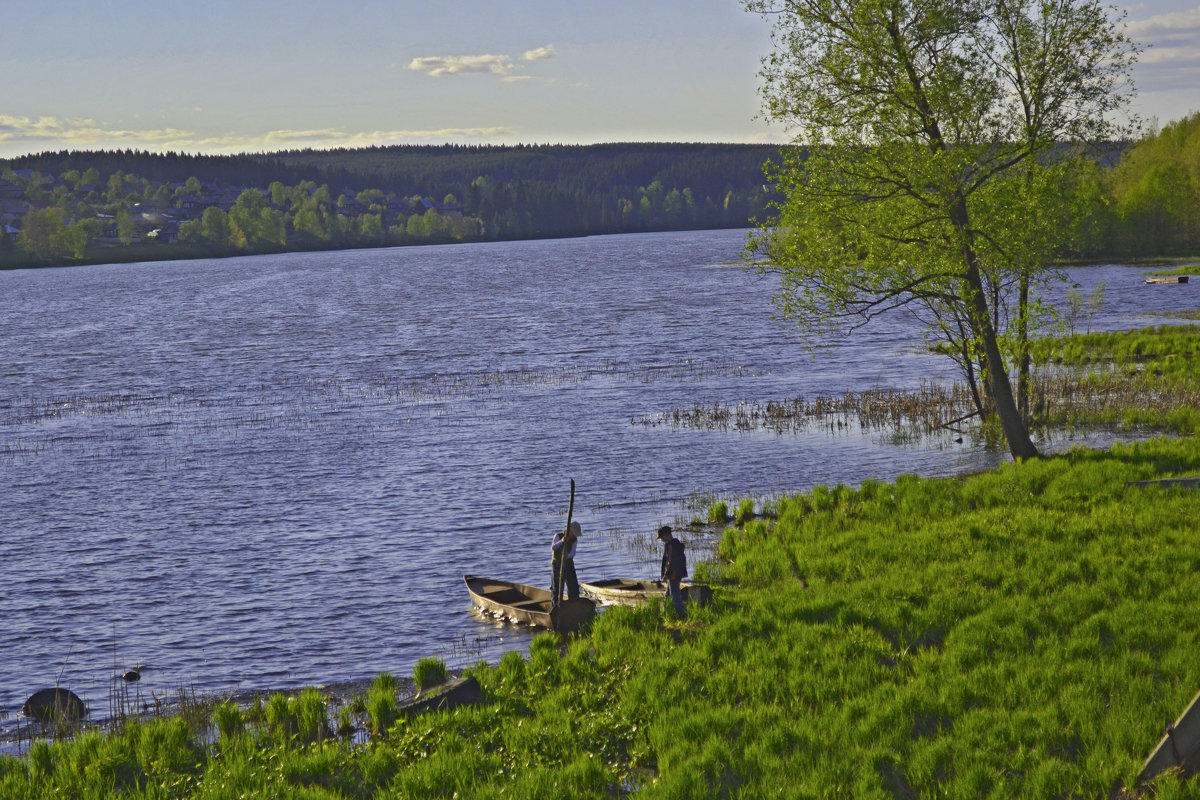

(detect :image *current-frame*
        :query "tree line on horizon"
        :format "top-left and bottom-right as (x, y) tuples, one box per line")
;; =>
(0, 143), (781, 267)
(3, 126), (1200, 267)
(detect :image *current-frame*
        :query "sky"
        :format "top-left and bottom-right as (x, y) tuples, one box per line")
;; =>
(1, 0), (1199, 159)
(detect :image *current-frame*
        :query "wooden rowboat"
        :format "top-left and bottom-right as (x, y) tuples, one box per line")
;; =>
(1138, 688), (1200, 785)
(581, 578), (712, 607)
(463, 575), (596, 633)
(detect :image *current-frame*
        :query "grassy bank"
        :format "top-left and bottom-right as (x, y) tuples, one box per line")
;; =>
(3, 331), (1200, 798)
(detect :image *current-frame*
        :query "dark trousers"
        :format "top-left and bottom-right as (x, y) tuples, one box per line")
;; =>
(665, 577), (687, 618)
(551, 557), (578, 606)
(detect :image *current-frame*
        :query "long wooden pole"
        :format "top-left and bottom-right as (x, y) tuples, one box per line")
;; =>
(556, 479), (575, 605)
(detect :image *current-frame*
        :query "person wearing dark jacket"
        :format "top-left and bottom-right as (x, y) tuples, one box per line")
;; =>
(657, 525), (687, 618)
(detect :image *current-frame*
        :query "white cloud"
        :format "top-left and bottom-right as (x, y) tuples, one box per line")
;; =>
(1125, 6), (1200, 36)
(0, 115), (516, 157)
(406, 45), (557, 80)
(1118, 5), (1200, 123)
(0, 115), (191, 146)
(407, 54), (514, 77)
(523, 45), (556, 62)
(1126, 6), (1200, 64)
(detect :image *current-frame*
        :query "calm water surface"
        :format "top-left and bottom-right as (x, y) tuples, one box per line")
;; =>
(0, 229), (1193, 731)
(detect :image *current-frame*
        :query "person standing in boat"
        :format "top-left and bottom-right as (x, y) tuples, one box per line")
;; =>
(551, 521), (581, 607)
(658, 525), (688, 618)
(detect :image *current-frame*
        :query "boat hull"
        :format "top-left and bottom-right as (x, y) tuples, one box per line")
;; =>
(463, 575), (595, 633)
(581, 578), (712, 606)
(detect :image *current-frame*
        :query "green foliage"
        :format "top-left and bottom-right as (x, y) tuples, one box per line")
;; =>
(367, 672), (399, 738)
(745, 0), (1139, 458)
(413, 657), (448, 693)
(262, 688), (329, 745)
(1107, 113), (1200, 256)
(1028, 325), (1200, 434)
(1149, 264), (1200, 277)
(292, 689), (330, 744)
(16, 207), (89, 262)
(733, 497), (755, 524)
(26, 741), (53, 782)
(2, 143), (782, 268)
(211, 700), (244, 742)
(372, 671), (396, 693)
(707, 500), (728, 524)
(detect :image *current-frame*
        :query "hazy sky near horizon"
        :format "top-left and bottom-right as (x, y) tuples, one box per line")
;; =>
(2, 0), (1199, 159)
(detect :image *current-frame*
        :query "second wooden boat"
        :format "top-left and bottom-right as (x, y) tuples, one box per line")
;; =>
(1139, 688), (1200, 785)
(581, 578), (712, 606)
(463, 575), (596, 633)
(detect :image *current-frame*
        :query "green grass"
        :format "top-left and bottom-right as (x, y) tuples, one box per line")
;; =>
(1029, 324), (1200, 434)
(733, 498), (755, 524)
(413, 657), (448, 694)
(1148, 265), (1200, 277)
(4, 329), (1200, 798)
(366, 672), (398, 738)
(1031, 324), (1200, 373)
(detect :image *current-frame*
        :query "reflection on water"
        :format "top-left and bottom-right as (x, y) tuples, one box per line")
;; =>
(0, 229), (1193, 735)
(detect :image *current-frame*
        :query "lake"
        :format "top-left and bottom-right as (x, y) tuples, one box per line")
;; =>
(0, 229), (1192, 734)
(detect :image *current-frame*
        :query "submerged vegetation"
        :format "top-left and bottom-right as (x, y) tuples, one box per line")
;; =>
(640, 324), (1200, 442)
(3, 323), (1200, 797)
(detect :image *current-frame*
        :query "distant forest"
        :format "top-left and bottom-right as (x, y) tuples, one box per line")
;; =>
(0, 143), (783, 268)
(7, 116), (1200, 269)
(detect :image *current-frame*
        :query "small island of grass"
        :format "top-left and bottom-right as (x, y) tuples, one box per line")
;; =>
(1149, 265), (1200, 277)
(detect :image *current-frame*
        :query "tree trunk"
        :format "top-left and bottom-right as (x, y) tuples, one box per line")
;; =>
(950, 195), (1040, 460)
(963, 259), (1039, 459)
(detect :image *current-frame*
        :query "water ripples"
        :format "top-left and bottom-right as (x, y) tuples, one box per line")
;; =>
(0, 230), (1192, 734)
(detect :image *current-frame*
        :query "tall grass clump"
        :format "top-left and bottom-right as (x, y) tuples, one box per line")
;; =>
(211, 699), (243, 742)
(708, 500), (729, 524)
(367, 672), (398, 738)
(413, 657), (448, 695)
(260, 688), (329, 745)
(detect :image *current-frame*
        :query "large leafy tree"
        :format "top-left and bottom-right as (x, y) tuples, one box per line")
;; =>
(744, 0), (1138, 459)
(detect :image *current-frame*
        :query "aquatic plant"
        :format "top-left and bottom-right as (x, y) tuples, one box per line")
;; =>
(257, 688), (329, 746)
(366, 673), (398, 738)
(413, 657), (448, 694)
(630, 325), (1200, 443)
(211, 700), (243, 742)
(707, 501), (729, 524)
(336, 705), (356, 740)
